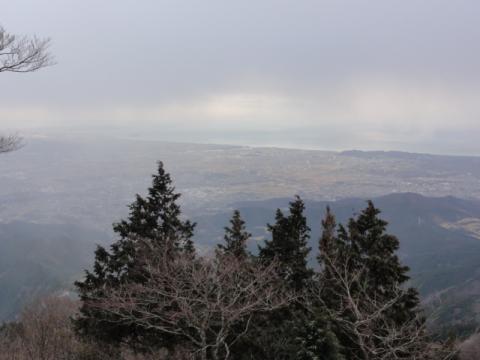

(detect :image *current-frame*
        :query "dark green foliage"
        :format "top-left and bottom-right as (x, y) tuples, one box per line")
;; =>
(319, 201), (419, 318)
(74, 161), (195, 346)
(112, 161), (195, 258)
(315, 201), (421, 359)
(317, 206), (341, 306)
(230, 309), (310, 360)
(318, 206), (336, 264)
(237, 196), (314, 359)
(346, 201), (419, 323)
(217, 210), (251, 259)
(296, 313), (345, 360)
(259, 196), (313, 290)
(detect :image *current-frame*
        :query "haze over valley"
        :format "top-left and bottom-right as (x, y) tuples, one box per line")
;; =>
(2, 135), (480, 338)
(2, 134), (480, 232)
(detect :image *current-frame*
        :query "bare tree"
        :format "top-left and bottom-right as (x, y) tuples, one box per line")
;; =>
(0, 25), (54, 154)
(0, 296), (124, 360)
(314, 251), (458, 360)
(0, 26), (54, 73)
(87, 248), (295, 360)
(0, 296), (85, 360)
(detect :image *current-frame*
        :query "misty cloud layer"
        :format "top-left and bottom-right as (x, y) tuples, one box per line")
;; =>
(2, 0), (480, 154)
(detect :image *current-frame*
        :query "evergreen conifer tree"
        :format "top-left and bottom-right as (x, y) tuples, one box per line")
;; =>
(259, 196), (313, 290)
(113, 161), (195, 258)
(345, 201), (418, 322)
(316, 201), (421, 359)
(318, 206), (339, 269)
(217, 210), (251, 259)
(296, 314), (345, 360)
(74, 161), (195, 346)
(318, 202), (418, 320)
(244, 197), (313, 359)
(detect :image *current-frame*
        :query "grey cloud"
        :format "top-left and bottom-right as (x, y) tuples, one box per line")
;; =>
(1, 0), (480, 154)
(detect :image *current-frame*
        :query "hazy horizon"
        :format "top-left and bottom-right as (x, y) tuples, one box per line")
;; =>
(12, 126), (480, 158)
(3, 0), (480, 155)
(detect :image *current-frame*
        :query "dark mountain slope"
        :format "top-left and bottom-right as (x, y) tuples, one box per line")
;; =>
(0, 222), (110, 320)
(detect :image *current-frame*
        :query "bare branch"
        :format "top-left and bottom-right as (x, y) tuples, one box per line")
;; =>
(86, 248), (296, 360)
(0, 25), (54, 73)
(315, 251), (458, 360)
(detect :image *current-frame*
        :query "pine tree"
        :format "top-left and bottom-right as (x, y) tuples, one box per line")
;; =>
(296, 314), (345, 360)
(286, 206), (344, 360)
(316, 202), (421, 359)
(317, 206), (343, 309)
(318, 206), (337, 267)
(347, 201), (419, 323)
(217, 210), (251, 259)
(259, 196), (313, 290)
(319, 202), (418, 319)
(232, 197), (312, 359)
(74, 161), (195, 346)
(113, 161), (195, 258)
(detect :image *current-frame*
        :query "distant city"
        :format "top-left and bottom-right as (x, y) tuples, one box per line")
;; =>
(1, 135), (480, 233)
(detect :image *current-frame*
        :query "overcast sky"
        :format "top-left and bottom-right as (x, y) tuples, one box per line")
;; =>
(2, 0), (480, 154)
